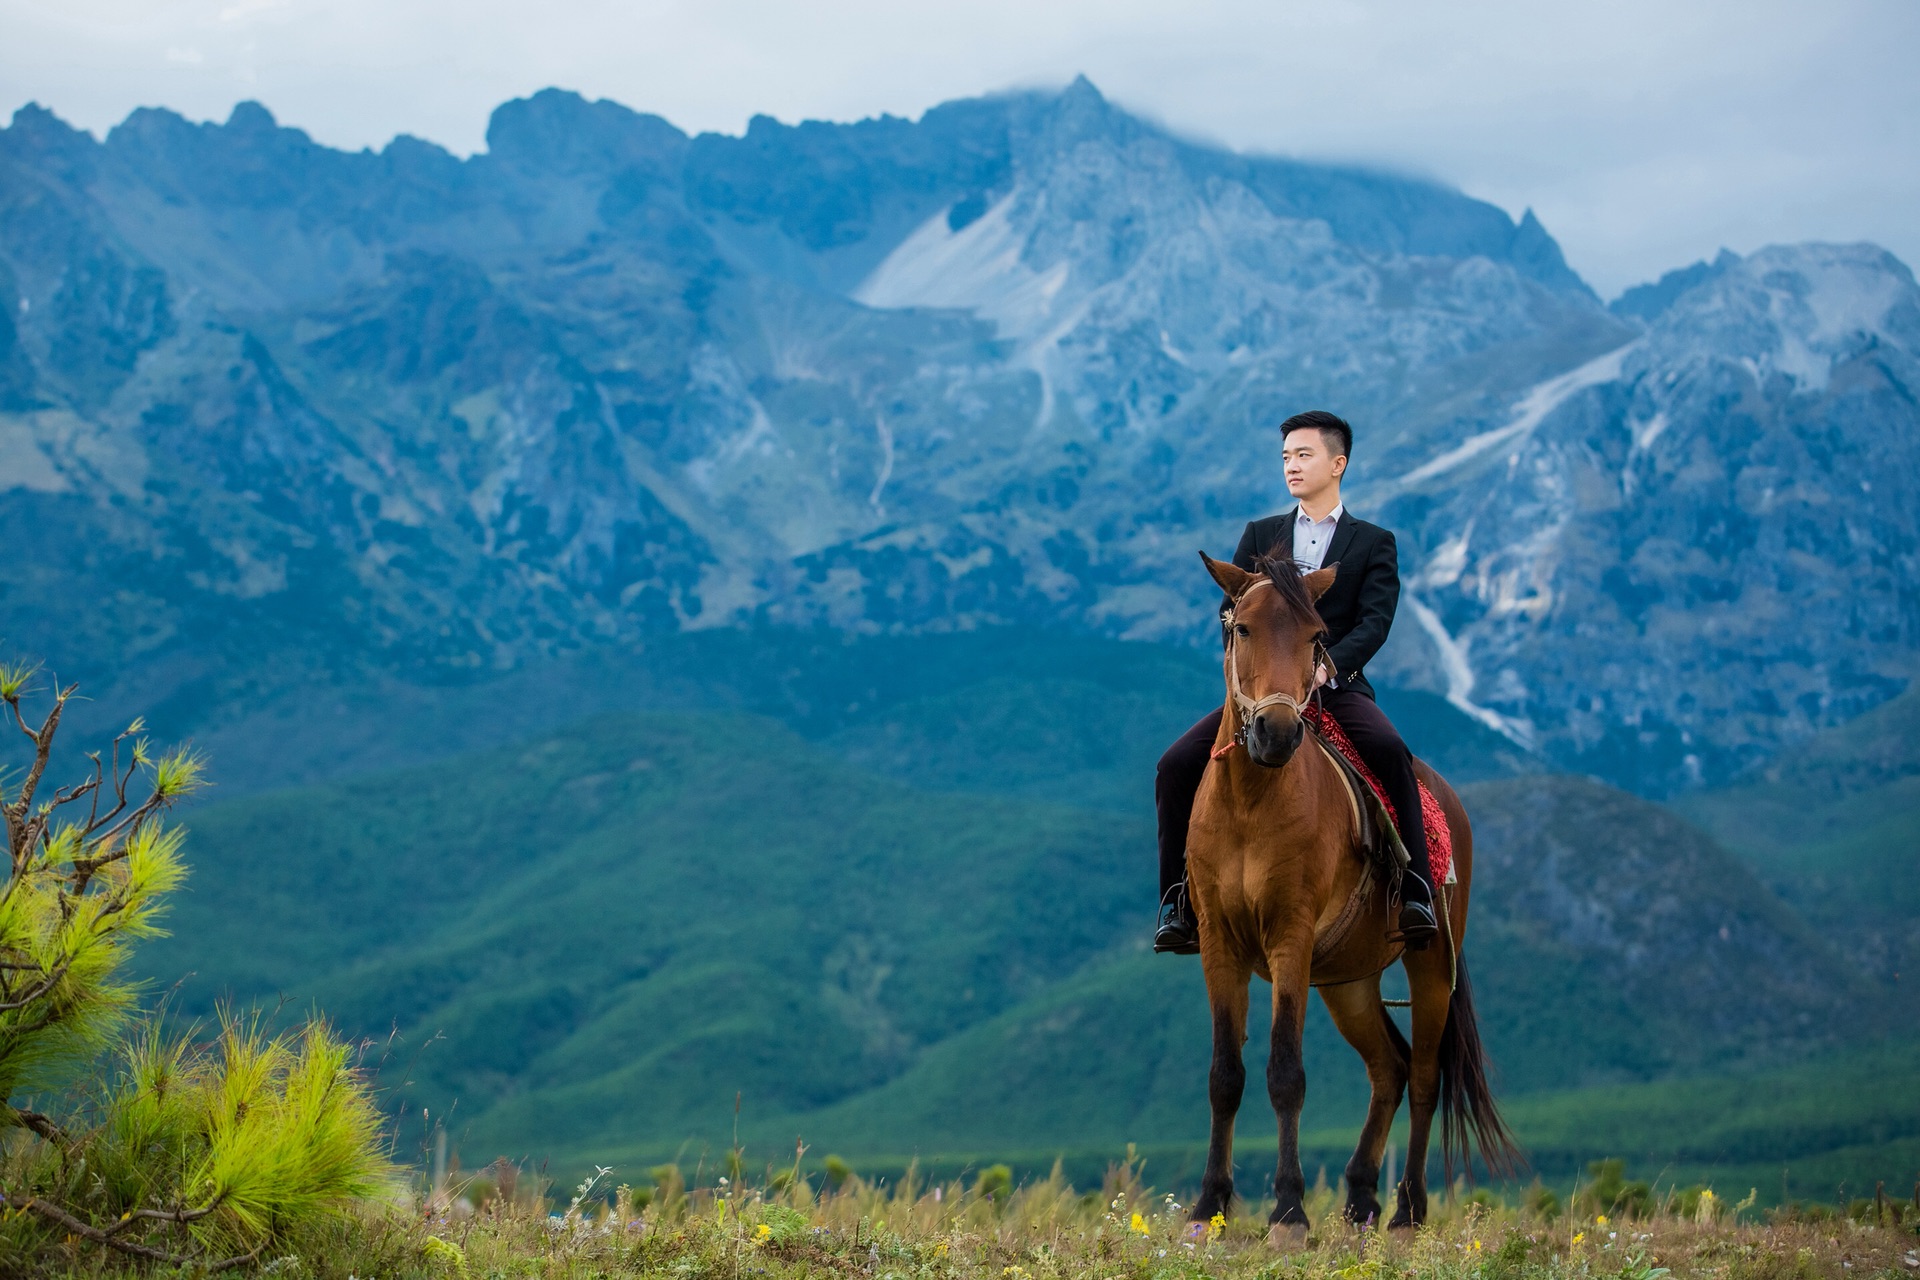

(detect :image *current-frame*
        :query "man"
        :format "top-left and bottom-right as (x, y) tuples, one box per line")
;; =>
(1153, 409), (1438, 955)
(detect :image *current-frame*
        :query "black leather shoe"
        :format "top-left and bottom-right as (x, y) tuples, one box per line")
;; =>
(1154, 888), (1200, 955)
(1394, 898), (1438, 952)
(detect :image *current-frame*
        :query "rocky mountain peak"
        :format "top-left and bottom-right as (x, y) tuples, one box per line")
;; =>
(1610, 248), (1741, 321)
(484, 88), (687, 179)
(1509, 207), (1593, 299)
(0, 102), (97, 175)
(1021, 73), (1133, 152)
(224, 99), (281, 135)
(1647, 242), (1920, 391)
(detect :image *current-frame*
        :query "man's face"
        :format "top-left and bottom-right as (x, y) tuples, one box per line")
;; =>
(1282, 428), (1347, 498)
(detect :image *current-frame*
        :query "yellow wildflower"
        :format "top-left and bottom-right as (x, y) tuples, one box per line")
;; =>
(1471, 1240), (1483, 1252)
(1130, 1212), (1150, 1236)
(754, 1224), (772, 1245)
(1208, 1212), (1226, 1240)
(1595, 1215), (1609, 1228)
(1572, 1233), (1585, 1246)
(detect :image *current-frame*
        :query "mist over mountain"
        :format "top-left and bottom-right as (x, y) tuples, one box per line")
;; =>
(1, 78), (1915, 793)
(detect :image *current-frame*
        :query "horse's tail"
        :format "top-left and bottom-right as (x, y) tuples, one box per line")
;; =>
(1438, 957), (1525, 1184)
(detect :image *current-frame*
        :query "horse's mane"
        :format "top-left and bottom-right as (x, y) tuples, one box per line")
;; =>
(1253, 552), (1327, 633)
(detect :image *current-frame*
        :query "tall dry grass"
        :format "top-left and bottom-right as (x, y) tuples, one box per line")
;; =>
(278, 1156), (1919, 1280)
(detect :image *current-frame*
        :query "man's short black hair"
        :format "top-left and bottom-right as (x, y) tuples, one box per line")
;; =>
(1280, 410), (1352, 460)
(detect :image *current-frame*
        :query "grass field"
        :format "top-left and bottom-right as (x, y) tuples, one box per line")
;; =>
(266, 1163), (1920, 1280)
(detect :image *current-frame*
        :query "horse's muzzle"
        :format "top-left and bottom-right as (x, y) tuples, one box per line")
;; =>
(1246, 711), (1304, 768)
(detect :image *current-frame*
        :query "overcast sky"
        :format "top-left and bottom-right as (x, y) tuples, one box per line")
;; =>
(4, 0), (1916, 297)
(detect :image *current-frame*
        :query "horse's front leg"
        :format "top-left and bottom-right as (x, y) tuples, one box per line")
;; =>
(1266, 930), (1316, 1241)
(1192, 947), (1252, 1224)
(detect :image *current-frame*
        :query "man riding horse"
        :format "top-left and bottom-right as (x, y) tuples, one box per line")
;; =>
(1154, 409), (1439, 955)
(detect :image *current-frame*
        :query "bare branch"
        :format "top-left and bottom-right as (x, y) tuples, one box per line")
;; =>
(4, 1188), (261, 1270)
(14, 684), (75, 820)
(4, 694), (36, 745)
(0, 955), (74, 1012)
(50, 772), (102, 811)
(9, 1193), (190, 1266)
(8, 1107), (66, 1144)
(84, 750), (105, 831)
(125, 1195), (226, 1227)
(77, 748), (140, 846)
(101, 788), (167, 839)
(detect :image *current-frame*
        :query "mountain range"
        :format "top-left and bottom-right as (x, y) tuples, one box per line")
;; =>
(3, 79), (1916, 794)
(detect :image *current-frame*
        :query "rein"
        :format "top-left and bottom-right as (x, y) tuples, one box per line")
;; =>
(1214, 578), (1328, 758)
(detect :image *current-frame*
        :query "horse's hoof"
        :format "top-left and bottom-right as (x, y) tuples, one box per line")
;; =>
(1266, 1222), (1310, 1250)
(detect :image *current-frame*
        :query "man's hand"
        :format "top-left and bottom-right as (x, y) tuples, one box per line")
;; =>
(1315, 662), (1332, 689)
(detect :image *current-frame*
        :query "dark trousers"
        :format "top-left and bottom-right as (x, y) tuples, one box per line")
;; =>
(1155, 687), (1432, 903)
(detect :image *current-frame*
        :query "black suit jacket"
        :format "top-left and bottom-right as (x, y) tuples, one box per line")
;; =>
(1225, 508), (1400, 700)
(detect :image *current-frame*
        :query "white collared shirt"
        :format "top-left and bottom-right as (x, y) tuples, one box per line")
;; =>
(1294, 502), (1344, 571)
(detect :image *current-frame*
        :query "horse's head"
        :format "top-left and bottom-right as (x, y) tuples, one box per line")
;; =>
(1201, 551), (1337, 769)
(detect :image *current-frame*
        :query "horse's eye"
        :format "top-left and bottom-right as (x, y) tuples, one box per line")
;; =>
(1235, 624), (1250, 637)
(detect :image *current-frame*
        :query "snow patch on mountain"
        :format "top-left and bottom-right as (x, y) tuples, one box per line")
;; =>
(854, 195), (1069, 341)
(1396, 341), (1637, 488)
(1406, 594), (1534, 746)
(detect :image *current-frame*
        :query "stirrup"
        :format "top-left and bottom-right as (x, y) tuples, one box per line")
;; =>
(1388, 899), (1437, 952)
(1154, 886), (1200, 956)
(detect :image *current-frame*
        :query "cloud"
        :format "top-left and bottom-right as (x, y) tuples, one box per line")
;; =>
(216, 0), (288, 22)
(1, 0), (1914, 295)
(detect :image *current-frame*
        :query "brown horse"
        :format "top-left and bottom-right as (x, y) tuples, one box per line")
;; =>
(1186, 550), (1518, 1241)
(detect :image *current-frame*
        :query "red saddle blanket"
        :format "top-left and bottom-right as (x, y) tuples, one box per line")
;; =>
(1301, 703), (1454, 885)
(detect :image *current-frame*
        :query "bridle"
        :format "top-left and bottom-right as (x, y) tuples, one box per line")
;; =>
(1219, 578), (1329, 757)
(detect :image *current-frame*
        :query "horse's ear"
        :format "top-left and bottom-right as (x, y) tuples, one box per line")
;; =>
(1201, 551), (1257, 599)
(1303, 564), (1337, 602)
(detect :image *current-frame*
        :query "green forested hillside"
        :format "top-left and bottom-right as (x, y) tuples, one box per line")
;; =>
(110, 626), (1530, 807)
(1499, 1039), (1920, 1201)
(133, 628), (1907, 1200)
(148, 711), (1142, 1149)
(1677, 686), (1920, 987)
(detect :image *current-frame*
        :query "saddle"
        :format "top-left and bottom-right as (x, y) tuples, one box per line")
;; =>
(1300, 704), (1456, 979)
(1301, 703), (1455, 886)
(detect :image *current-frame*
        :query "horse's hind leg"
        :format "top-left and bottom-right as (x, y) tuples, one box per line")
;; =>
(1320, 978), (1409, 1227)
(1191, 952), (1252, 1224)
(1391, 952), (1453, 1228)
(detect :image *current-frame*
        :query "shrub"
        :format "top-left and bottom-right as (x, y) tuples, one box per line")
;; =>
(1579, 1158), (1654, 1219)
(974, 1163), (1014, 1205)
(756, 1202), (810, 1247)
(0, 659), (398, 1269)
